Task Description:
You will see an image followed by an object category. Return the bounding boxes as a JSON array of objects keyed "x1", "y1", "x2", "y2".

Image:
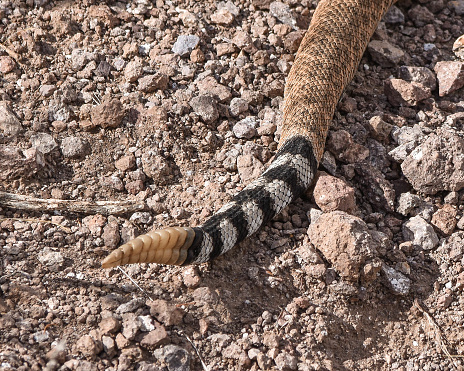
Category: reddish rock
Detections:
[
  {"x1": 368, "y1": 116, "x2": 393, "y2": 143},
  {"x1": 384, "y1": 79, "x2": 431, "y2": 106},
  {"x1": 326, "y1": 129, "x2": 369, "y2": 163},
  {"x1": 115, "y1": 155, "x2": 136, "y2": 172},
  {"x1": 313, "y1": 172, "x2": 356, "y2": 214},
  {"x1": 434, "y1": 61, "x2": 464, "y2": 96},
  {"x1": 99, "y1": 317, "x2": 121, "y2": 335},
  {"x1": 140, "y1": 325, "x2": 170, "y2": 349},
  {"x1": 431, "y1": 204, "x2": 458, "y2": 235},
  {"x1": 0, "y1": 56, "x2": 16, "y2": 73},
  {"x1": 138, "y1": 73, "x2": 169, "y2": 92},
  {"x1": 197, "y1": 76, "x2": 232, "y2": 102},
  {"x1": 90, "y1": 99, "x2": 126, "y2": 128},
  {"x1": 307, "y1": 211, "x2": 379, "y2": 282},
  {"x1": 148, "y1": 299, "x2": 184, "y2": 326}
]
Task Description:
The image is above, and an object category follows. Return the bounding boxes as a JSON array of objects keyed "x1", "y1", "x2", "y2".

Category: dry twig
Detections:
[
  {"x1": 413, "y1": 299, "x2": 463, "y2": 367},
  {"x1": 0, "y1": 191, "x2": 145, "y2": 215}
]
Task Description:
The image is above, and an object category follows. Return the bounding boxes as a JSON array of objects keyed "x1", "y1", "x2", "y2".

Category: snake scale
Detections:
[{"x1": 102, "y1": 0, "x2": 397, "y2": 269}]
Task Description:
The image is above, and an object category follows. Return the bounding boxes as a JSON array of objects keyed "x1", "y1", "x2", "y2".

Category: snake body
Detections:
[{"x1": 102, "y1": 0, "x2": 396, "y2": 269}]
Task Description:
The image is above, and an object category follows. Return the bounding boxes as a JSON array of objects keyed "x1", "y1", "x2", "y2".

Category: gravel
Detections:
[{"x1": 1, "y1": 0, "x2": 464, "y2": 370}]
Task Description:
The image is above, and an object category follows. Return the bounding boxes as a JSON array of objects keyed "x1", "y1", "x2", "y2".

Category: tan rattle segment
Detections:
[{"x1": 101, "y1": 226, "x2": 195, "y2": 268}]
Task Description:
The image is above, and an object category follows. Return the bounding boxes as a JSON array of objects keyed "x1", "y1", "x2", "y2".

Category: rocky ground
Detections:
[{"x1": 1, "y1": 0, "x2": 464, "y2": 370}]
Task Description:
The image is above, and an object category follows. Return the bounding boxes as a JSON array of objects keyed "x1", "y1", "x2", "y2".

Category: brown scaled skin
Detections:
[{"x1": 101, "y1": 227, "x2": 195, "y2": 268}]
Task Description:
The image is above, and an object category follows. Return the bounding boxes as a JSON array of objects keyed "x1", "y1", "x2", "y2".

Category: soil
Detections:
[{"x1": 1, "y1": 0, "x2": 464, "y2": 370}]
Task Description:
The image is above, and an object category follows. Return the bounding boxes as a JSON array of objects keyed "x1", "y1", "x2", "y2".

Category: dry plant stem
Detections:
[
  {"x1": 0, "y1": 191, "x2": 145, "y2": 215},
  {"x1": 413, "y1": 299, "x2": 462, "y2": 366}
]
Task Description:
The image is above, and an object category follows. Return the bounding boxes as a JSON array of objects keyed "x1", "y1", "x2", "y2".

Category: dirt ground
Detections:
[{"x1": 1, "y1": 0, "x2": 464, "y2": 370}]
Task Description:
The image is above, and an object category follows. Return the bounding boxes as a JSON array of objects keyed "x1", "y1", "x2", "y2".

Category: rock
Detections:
[
  {"x1": 384, "y1": 79, "x2": 431, "y2": 106},
  {"x1": 116, "y1": 297, "x2": 145, "y2": 314},
  {"x1": 229, "y1": 98, "x2": 248, "y2": 116},
  {"x1": 0, "y1": 146, "x2": 45, "y2": 180},
  {"x1": 99, "y1": 317, "x2": 121, "y2": 335},
  {"x1": 60, "y1": 136, "x2": 89, "y2": 159},
  {"x1": 210, "y1": 8, "x2": 234, "y2": 25},
  {"x1": 368, "y1": 116, "x2": 393, "y2": 143},
  {"x1": 307, "y1": 211, "x2": 379, "y2": 282},
  {"x1": 148, "y1": 299, "x2": 184, "y2": 326},
  {"x1": 392, "y1": 124, "x2": 425, "y2": 145},
  {"x1": 313, "y1": 172, "x2": 356, "y2": 213},
  {"x1": 90, "y1": 98, "x2": 126, "y2": 128},
  {"x1": 197, "y1": 76, "x2": 232, "y2": 102},
  {"x1": 138, "y1": 73, "x2": 169, "y2": 92},
  {"x1": 270, "y1": 1, "x2": 297, "y2": 28},
  {"x1": 140, "y1": 325, "x2": 170, "y2": 349},
  {"x1": 233, "y1": 116, "x2": 258, "y2": 139},
  {"x1": 434, "y1": 61, "x2": 464, "y2": 96},
  {"x1": 237, "y1": 154, "x2": 264, "y2": 182},
  {"x1": 402, "y1": 215, "x2": 439, "y2": 250},
  {"x1": 39, "y1": 84, "x2": 56, "y2": 97},
  {"x1": 381, "y1": 263, "x2": 410, "y2": 295},
  {"x1": 367, "y1": 40, "x2": 405, "y2": 67},
  {"x1": 181, "y1": 266, "x2": 201, "y2": 288},
  {"x1": 0, "y1": 101, "x2": 22, "y2": 136},
  {"x1": 121, "y1": 313, "x2": 141, "y2": 340},
  {"x1": 101, "y1": 336, "x2": 117, "y2": 357},
  {"x1": 401, "y1": 128, "x2": 464, "y2": 194},
  {"x1": 115, "y1": 155, "x2": 136, "y2": 172},
  {"x1": 172, "y1": 35, "x2": 200, "y2": 57},
  {"x1": 383, "y1": 5, "x2": 405, "y2": 23},
  {"x1": 154, "y1": 345, "x2": 191, "y2": 371},
  {"x1": 75, "y1": 335, "x2": 101, "y2": 359},
  {"x1": 453, "y1": 34, "x2": 464, "y2": 59},
  {"x1": 124, "y1": 58, "x2": 144, "y2": 82},
  {"x1": 449, "y1": 1, "x2": 464, "y2": 15},
  {"x1": 141, "y1": 152, "x2": 172, "y2": 185},
  {"x1": 431, "y1": 204, "x2": 458, "y2": 235},
  {"x1": 407, "y1": 5, "x2": 434, "y2": 27},
  {"x1": 37, "y1": 249, "x2": 64, "y2": 272},
  {"x1": 326, "y1": 129, "x2": 369, "y2": 163},
  {"x1": 398, "y1": 66, "x2": 437, "y2": 91},
  {"x1": 30, "y1": 133, "x2": 58, "y2": 154},
  {"x1": 189, "y1": 95, "x2": 219, "y2": 124},
  {"x1": 0, "y1": 56, "x2": 16, "y2": 73},
  {"x1": 354, "y1": 162, "x2": 395, "y2": 212},
  {"x1": 283, "y1": 30, "x2": 305, "y2": 53},
  {"x1": 397, "y1": 192, "x2": 422, "y2": 216}
]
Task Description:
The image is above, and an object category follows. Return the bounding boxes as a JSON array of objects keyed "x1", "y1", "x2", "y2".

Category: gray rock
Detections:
[
  {"x1": 274, "y1": 352, "x2": 298, "y2": 370},
  {"x1": 388, "y1": 142, "x2": 415, "y2": 163},
  {"x1": 172, "y1": 35, "x2": 200, "y2": 57},
  {"x1": 383, "y1": 5, "x2": 405, "y2": 24},
  {"x1": 154, "y1": 345, "x2": 191, "y2": 371},
  {"x1": 393, "y1": 124, "x2": 425, "y2": 145},
  {"x1": 449, "y1": 0, "x2": 464, "y2": 15},
  {"x1": 401, "y1": 128, "x2": 464, "y2": 194},
  {"x1": 381, "y1": 263, "x2": 410, "y2": 295},
  {"x1": 453, "y1": 34, "x2": 464, "y2": 59},
  {"x1": 408, "y1": 5, "x2": 434, "y2": 27},
  {"x1": 37, "y1": 249, "x2": 64, "y2": 272},
  {"x1": 434, "y1": 61, "x2": 464, "y2": 97},
  {"x1": 367, "y1": 40, "x2": 405, "y2": 67},
  {"x1": 0, "y1": 101, "x2": 22, "y2": 136},
  {"x1": 116, "y1": 297, "x2": 145, "y2": 314},
  {"x1": 189, "y1": 95, "x2": 219, "y2": 124},
  {"x1": 121, "y1": 313, "x2": 141, "y2": 340},
  {"x1": 233, "y1": 116, "x2": 258, "y2": 139},
  {"x1": 402, "y1": 215, "x2": 439, "y2": 250},
  {"x1": 30, "y1": 133, "x2": 58, "y2": 154},
  {"x1": 229, "y1": 97, "x2": 248, "y2": 116},
  {"x1": 60, "y1": 136, "x2": 89, "y2": 158},
  {"x1": 397, "y1": 192, "x2": 422, "y2": 216},
  {"x1": 48, "y1": 102, "x2": 72, "y2": 122},
  {"x1": 270, "y1": 1, "x2": 297, "y2": 28}
]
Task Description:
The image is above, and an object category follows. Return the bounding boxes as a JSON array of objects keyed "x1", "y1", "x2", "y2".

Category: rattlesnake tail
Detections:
[
  {"x1": 102, "y1": 0, "x2": 395, "y2": 269},
  {"x1": 102, "y1": 137, "x2": 316, "y2": 268}
]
